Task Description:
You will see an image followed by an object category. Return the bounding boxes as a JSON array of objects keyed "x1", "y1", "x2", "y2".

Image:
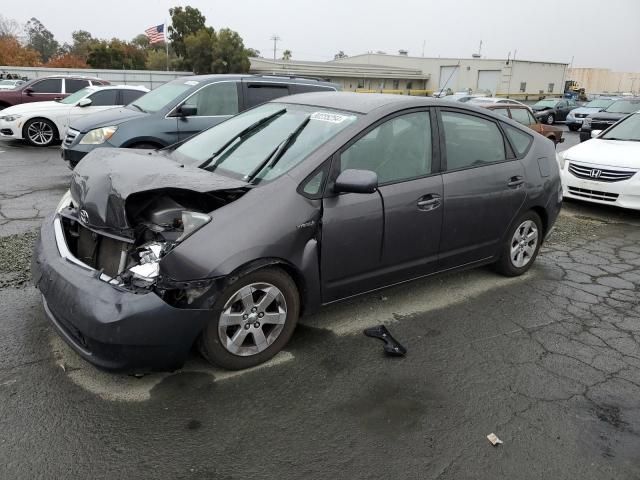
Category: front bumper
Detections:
[
  {"x1": 0, "y1": 119, "x2": 22, "y2": 140},
  {"x1": 60, "y1": 142, "x2": 97, "y2": 169},
  {"x1": 560, "y1": 163, "x2": 640, "y2": 210},
  {"x1": 32, "y1": 213, "x2": 212, "y2": 372}
]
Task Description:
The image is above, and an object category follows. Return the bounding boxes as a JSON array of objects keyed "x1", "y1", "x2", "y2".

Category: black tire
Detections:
[
  {"x1": 23, "y1": 118, "x2": 57, "y2": 147},
  {"x1": 129, "y1": 142, "x2": 160, "y2": 150},
  {"x1": 494, "y1": 211, "x2": 543, "y2": 277},
  {"x1": 568, "y1": 124, "x2": 580, "y2": 132},
  {"x1": 546, "y1": 114, "x2": 555, "y2": 125},
  {"x1": 199, "y1": 267, "x2": 300, "y2": 370}
]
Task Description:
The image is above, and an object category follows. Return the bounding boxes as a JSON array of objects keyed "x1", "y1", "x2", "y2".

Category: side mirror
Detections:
[
  {"x1": 77, "y1": 98, "x2": 92, "y2": 107},
  {"x1": 334, "y1": 169, "x2": 378, "y2": 194},
  {"x1": 591, "y1": 130, "x2": 603, "y2": 138},
  {"x1": 178, "y1": 104, "x2": 197, "y2": 117},
  {"x1": 24, "y1": 88, "x2": 33, "y2": 95}
]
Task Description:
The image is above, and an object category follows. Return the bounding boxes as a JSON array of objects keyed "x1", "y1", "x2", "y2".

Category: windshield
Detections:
[
  {"x1": 606, "y1": 100, "x2": 640, "y2": 114},
  {"x1": 128, "y1": 80, "x2": 194, "y2": 113},
  {"x1": 585, "y1": 99, "x2": 614, "y2": 109},
  {"x1": 173, "y1": 103, "x2": 358, "y2": 183},
  {"x1": 533, "y1": 100, "x2": 558, "y2": 108},
  {"x1": 601, "y1": 113, "x2": 640, "y2": 142},
  {"x1": 58, "y1": 88, "x2": 92, "y2": 105}
]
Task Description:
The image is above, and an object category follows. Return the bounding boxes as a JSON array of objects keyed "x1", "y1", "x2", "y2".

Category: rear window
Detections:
[
  {"x1": 66, "y1": 79, "x2": 91, "y2": 93},
  {"x1": 503, "y1": 124, "x2": 533, "y2": 156}
]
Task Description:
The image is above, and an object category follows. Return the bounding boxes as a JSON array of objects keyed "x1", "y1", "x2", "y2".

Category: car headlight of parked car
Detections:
[
  {"x1": 177, "y1": 211, "x2": 211, "y2": 242},
  {"x1": 0, "y1": 114, "x2": 22, "y2": 122},
  {"x1": 56, "y1": 189, "x2": 73, "y2": 212},
  {"x1": 79, "y1": 126, "x2": 118, "y2": 145}
]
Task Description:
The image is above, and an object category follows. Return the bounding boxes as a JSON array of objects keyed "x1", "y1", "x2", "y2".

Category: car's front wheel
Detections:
[
  {"x1": 546, "y1": 114, "x2": 555, "y2": 125},
  {"x1": 568, "y1": 124, "x2": 580, "y2": 131},
  {"x1": 24, "y1": 118, "x2": 57, "y2": 147},
  {"x1": 199, "y1": 267, "x2": 300, "y2": 370},
  {"x1": 494, "y1": 211, "x2": 543, "y2": 277}
]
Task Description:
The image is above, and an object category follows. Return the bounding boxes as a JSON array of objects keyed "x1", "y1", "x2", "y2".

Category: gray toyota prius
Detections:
[{"x1": 32, "y1": 92, "x2": 562, "y2": 372}]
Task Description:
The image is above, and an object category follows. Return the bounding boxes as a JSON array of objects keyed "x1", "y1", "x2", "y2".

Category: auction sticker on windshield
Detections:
[
  {"x1": 184, "y1": 80, "x2": 200, "y2": 86},
  {"x1": 310, "y1": 112, "x2": 352, "y2": 123}
]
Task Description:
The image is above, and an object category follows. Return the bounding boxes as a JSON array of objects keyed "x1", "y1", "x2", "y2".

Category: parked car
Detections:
[
  {"x1": 565, "y1": 98, "x2": 617, "y2": 131},
  {"x1": 480, "y1": 103, "x2": 564, "y2": 145},
  {"x1": 579, "y1": 98, "x2": 640, "y2": 142},
  {"x1": 559, "y1": 111, "x2": 640, "y2": 210},
  {"x1": 33, "y1": 92, "x2": 561, "y2": 372},
  {"x1": 0, "y1": 79, "x2": 25, "y2": 90},
  {"x1": 0, "y1": 75, "x2": 109, "y2": 110},
  {"x1": 443, "y1": 93, "x2": 487, "y2": 103},
  {"x1": 531, "y1": 98, "x2": 579, "y2": 124},
  {"x1": 61, "y1": 74, "x2": 338, "y2": 168},
  {"x1": 0, "y1": 85, "x2": 148, "y2": 147},
  {"x1": 469, "y1": 97, "x2": 532, "y2": 111}
]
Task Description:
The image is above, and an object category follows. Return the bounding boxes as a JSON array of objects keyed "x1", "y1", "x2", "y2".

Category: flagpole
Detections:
[{"x1": 165, "y1": 19, "x2": 169, "y2": 71}]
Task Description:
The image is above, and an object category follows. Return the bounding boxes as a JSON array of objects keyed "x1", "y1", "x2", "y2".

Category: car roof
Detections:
[
  {"x1": 271, "y1": 92, "x2": 438, "y2": 114},
  {"x1": 481, "y1": 103, "x2": 528, "y2": 109},
  {"x1": 172, "y1": 73, "x2": 335, "y2": 86},
  {"x1": 84, "y1": 84, "x2": 148, "y2": 91}
]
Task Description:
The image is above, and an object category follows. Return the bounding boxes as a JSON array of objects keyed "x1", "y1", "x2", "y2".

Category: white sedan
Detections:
[
  {"x1": 0, "y1": 85, "x2": 148, "y2": 147},
  {"x1": 558, "y1": 111, "x2": 640, "y2": 210}
]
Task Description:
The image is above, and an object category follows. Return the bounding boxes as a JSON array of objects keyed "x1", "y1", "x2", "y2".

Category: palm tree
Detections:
[{"x1": 282, "y1": 49, "x2": 292, "y2": 61}]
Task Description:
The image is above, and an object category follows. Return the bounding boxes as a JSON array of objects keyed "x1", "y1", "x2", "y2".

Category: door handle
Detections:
[
  {"x1": 417, "y1": 194, "x2": 441, "y2": 211},
  {"x1": 507, "y1": 176, "x2": 524, "y2": 188},
  {"x1": 53, "y1": 97, "x2": 63, "y2": 100}
]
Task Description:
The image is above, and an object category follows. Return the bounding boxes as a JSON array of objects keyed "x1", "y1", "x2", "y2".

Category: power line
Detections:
[{"x1": 270, "y1": 35, "x2": 281, "y2": 61}]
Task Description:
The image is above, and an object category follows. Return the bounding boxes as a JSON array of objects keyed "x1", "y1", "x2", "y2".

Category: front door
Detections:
[
  {"x1": 321, "y1": 110, "x2": 443, "y2": 302},
  {"x1": 177, "y1": 81, "x2": 240, "y2": 141},
  {"x1": 22, "y1": 78, "x2": 62, "y2": 104},
  {"x1": 437, "y1": 109, "x2": 526, "y2": 269}
]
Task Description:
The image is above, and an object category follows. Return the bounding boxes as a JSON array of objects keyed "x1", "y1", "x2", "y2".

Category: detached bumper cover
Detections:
[{"x1": 32, "y1": 214, "x2": 212, "y2": 371}]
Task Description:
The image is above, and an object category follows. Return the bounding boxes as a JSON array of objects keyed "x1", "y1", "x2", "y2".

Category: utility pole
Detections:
[
  {"x1": 270, "y1": 35, "x2": 281, "y2": 61},
  {"x1": 422, "y1": 40, "x2": 426, "y2": 57}
]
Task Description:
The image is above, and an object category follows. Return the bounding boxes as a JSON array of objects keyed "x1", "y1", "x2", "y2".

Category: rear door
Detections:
[
  {"x1": 176, "y1": 81, "x2": 240, "y2": 141},
  {"x1": 22, "y1": 78, "x2": 62, "y2": 103},
  {"x1": 437, "y1": 108, "x2": 526, "y2": 269},
  {"x1": 321, "y1": 109, "x2": 443, "y2": 302}
]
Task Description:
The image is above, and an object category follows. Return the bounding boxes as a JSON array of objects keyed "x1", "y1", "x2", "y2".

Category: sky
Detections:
[{"x1": 5, "y1": 0, "x2": 640, "y2": 71}]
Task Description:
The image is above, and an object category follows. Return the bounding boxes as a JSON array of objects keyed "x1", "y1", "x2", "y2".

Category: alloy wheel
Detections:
[
  {"x1": 510, "y1": 220, "x2": 539, "y2": 268},
  {"x1": 27, "y1": 121, "x2": 54, "y2": 146},
  {"x1": 546, "y1": 114, "x2": 554, "y2": 125},
  {"x1": 218, "y1": 282, "x2": 287, "y2": 357}
]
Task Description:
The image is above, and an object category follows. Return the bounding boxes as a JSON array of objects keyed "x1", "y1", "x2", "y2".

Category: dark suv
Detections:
[
  {"x1": 579, "y1": 98, "x2": 640, "y2": 142},
  {"x1": 61, "y1": 74, "x2": 338, "y2": 168},
  {"x1": 0, "y1": 75, "x2": 108, "y2": 110}
]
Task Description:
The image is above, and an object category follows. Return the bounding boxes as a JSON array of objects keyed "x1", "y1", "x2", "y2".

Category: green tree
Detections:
[
  {"x1": 282, "y1": 49, "x2": 292, "y2": 61},
  {"x1": 87, "y1": 39, "x2": 147, "y2": 69},
  {"x1": 67, "y1": 30, "x2": 95, "y2": 60},
  {"x1": 131, "y1": 33, "x2": 150, "y2": 49},
  {"x1": 25, "y1": 17, "x2": 59, "y2": 62},
  {"x1": 211, "y1": 28, "x2": 250, "y2": 74},
  {"x1": 183, "y1": 28, "x2": 215, "y2": 74},
  {"x1": 246, "y1": 48, "x2": 260, "y2": 58},
  {"x1": 168, "y1": 6, "x2": 206, "y2": 58}
]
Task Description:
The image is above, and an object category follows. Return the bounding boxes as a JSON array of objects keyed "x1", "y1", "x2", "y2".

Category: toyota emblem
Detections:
[
  {"x1": 589, "y1": 169, "x2": 602, "y2": 179},
  {"x1": 79, "y1": 209, "x2": 89, "y2": 224}
]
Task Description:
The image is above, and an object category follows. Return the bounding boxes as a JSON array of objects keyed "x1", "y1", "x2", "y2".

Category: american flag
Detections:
[{"x1": 145, "y1": 24, "x2": 165, "y2": 44}]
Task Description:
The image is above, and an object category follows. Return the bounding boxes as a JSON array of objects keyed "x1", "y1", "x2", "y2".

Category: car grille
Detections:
[
  {"x1": 591, "y1": 119, "x2": 618, "y2": 129},
  {"x1": 568, "y1": 162, "x2": 635, "y2": 182},
  {"x1": 568, "y1": 187, "x2": 618, "y2": 202},
  {"x1": 64, "y1": 128, "x2": 80, "y2": 146},
  {"x1": 575, "y1": 113, "x2": 588, "y2": 118}
]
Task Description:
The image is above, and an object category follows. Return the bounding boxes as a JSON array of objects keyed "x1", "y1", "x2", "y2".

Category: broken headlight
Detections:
[
  {"x1": 80, "y1": 126, "x2": 118, "y2": 145},
  {"x1": 128, "y1": 242, "x2": 163, "y2": 286},
  {"x1": 177, "y1": 211, "x2": 211, "y2": 242},
  {"x1": 56, "y1": 189, "x2": 73, "y2": 212}
]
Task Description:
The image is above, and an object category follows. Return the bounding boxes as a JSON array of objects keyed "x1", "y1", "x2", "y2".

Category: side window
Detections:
[
  {"x1": 503, "y1": 124, "x2": 533, "y2": 157},
  {"x1": 290, "y1": 84, "x2": 334, "y2": 95},
  {"x1": 340, "y1": 111, "x2": 432, "y2": 185},
  {"x1": 493, "y1": 108, "x2": 510, "y2": 117},
  {"x1": 245, "y1": 84, "x2": 289, "y2": 107},
  {"x1": 441, "y1": 111, "x2": 506, "y2": 170},
  {"x1": 29, "y1": 78, "x2": 62, "y2": 93},
  {"x1": 120, "y1": 89, "x2": 145, "y2": 105},
  {"x1": 66, "y1": 79, "x2": 90, "y2": 93},
  {"x1": 527, "y1": 111, "x2": 538, "y2": 125},
  {"x1": 87, "y1": 89, "x2": 118, "y2": 106},
  {"x1": 183, "y1": 82, "x2": 239, "y2": 116},
  {"x1": 510, "y1": 108, "x2": 532, "y2": 125}
]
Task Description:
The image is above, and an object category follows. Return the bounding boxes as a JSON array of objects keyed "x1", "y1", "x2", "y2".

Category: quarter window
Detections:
[
  {"x1": 441, "y1": 111, "x2": 506, "y2": 170},
  {"x1": 29, "y1": 79, "x2": 62, "y2": 93},
  {"x1": 340, "y1": 111, "x2": 432, "y2": 184},
  {"x1": 183, "y1": 82, "x2": 239, "y2": 116},
  {"x1": 503, "y1": 124, "x2": 533, "y2": 157}
]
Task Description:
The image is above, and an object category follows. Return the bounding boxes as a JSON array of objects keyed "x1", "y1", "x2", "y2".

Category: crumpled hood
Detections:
[
  {"x1": 70, "y1": 107, "x2": 146, "y2": 133},
  {"x1": 532, "y1": 105, "x2": 552, "y2": 112},
  {"x1": 70, "y1": 148, "x2": 247, "y2": 237}
]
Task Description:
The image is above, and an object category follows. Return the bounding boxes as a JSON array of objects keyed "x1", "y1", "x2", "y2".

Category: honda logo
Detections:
[{"x1": 589, "y1": 169, "x2": 602, "y2": 179}]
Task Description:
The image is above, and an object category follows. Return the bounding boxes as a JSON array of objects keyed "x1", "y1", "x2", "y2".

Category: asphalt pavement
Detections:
[{"x1": 1, "y1": 128, "x2": 640, "y2": 479}]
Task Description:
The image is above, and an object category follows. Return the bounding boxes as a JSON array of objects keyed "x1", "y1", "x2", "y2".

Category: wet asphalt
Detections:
[{"x1": 1, "y1": 129, "x2": 640, "y2": 479}]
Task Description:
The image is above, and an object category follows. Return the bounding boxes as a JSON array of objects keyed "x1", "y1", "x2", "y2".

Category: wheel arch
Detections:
[
  {"x1": 22, "y1": 116, "x2": 60, "y2": 140},
  {"x1": 120, "y1": 137, "x2": 166, "y2": 149}
]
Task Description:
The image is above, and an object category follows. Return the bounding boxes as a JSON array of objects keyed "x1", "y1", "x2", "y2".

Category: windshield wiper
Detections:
[
  {"x1": 200, "y1": 108, "x2": 287, "y2": 171},
  {"x1": 244, "y1": 114, "x2": 312, "y2": 183},
  {"x1": 130, "y1": 103, "x2": 146, "y2": 113}
]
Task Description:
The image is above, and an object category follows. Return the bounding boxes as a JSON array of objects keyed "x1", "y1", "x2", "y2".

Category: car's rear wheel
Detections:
[
  {"x1": 494, "y1": 211, "x2": 543, "y2": 277},
  {"x1": 24, "y1": 118, "x2": 57, "y2": 147},
  {"x1": 199, "y1": 267, "x2": 300, "y2": 370},
  {"x1": 546, "y1": 114, "x2": 555, "y2": 125}
]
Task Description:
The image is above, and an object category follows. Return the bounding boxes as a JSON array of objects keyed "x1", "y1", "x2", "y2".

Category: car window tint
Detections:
[
  {"x1": 245, "y1": 84, "x2": 290, "y2": 107},
  {"x1": 510, "y1": 108, "x2": 532, "y2": 125},
  {"x1": 340, "y1": 111, "x2": 431, "y2": 184},
  {"x1": 120, "y1": 89, "x2": 145, "y2": 105},
  {"x1": 66, "y1": 79, "x2": 90, "y2": 93},
  {"x1": 493, "y1": 108, "x2": 510, "y2": 117},
  {"x1": 183, "y1": 82, "x2": 239, "y2": 116},
  {"x1": 87, "y1": 89, "x2": 118, "y2": 106},
  {"x1": 441, "y1": 111, "x2": 506, "y2": 170},
  {"x1": 29, "y1": 78, "x2": 62, "y2": 93},
  {"x1": 503, "y1": 124, "x2": 533, "y2": 157}
]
